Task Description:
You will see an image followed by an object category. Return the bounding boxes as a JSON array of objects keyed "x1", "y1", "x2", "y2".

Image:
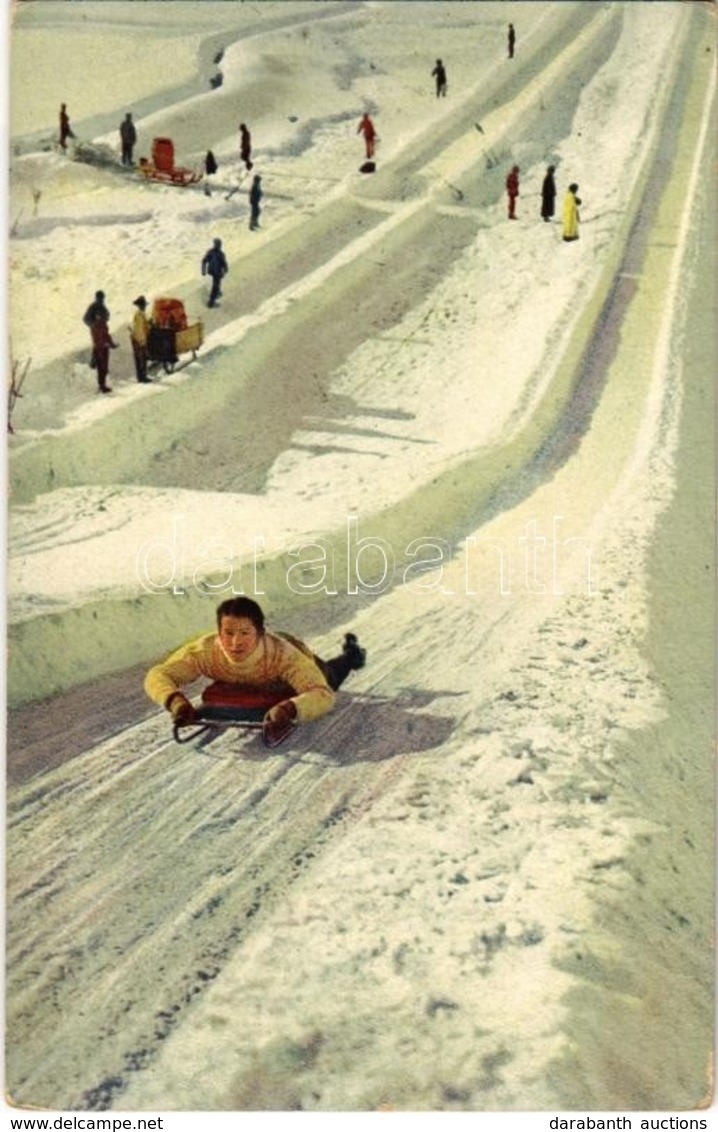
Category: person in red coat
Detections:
[
  {"x1": 357, "y1": 113, "x2": 376, "y2": 160},
  {"x1": 239, "y1": 123, "x2": 253, "y2": 171},
  {"x1": 506, "y1": 164, "x2": 520, "y2": 219},
  {"x1": 59, "y1": 103, "x2": 75, "y2": 150},
  {"x1": 83, "y1": 291, "x2": 118, "y2": 393}
]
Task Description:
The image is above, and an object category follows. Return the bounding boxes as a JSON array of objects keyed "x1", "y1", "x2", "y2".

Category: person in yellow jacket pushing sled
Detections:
[{"x1": 144, "y1": 597, "x2": 367, "y2": 748}]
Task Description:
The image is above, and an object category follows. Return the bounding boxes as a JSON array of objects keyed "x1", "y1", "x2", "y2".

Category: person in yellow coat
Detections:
[
  {"x1": 562, "y1": 182, "x2": 582, "y2": 242},
  {"x1": 145, "y1": 596, "x2": 366, "y2": 745},
  {"x1": 130, "y1": 295, "x2": 151, "y2": 383}
]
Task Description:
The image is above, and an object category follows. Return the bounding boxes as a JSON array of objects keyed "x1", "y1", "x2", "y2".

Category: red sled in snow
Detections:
[
  {"x1": 172, "y1": 684, "x2": 296, "y2": 749},
  {"x1": 138, "y1": 137, "x2": 203, "y2": 187}
]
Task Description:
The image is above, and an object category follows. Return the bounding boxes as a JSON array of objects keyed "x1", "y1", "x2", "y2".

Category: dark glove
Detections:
[
  {"x1": 263, "y1": 699, "x2": 297, "y2": 746},
  {"x1": 167, "y1": 691, "x2": 197, "y2": 726}
]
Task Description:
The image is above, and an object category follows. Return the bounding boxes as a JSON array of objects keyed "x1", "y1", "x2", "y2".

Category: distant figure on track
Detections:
[
  {"x1": 508, "y1": 23, "x2": 516, "y2": 59},
  {"x1": 562, "y1": 183, "x2": 582, "y2": 241},
  {"x1": 201, "y1": 237, "x2": 229, "y2": 308},
  {"x1": 249, "y1": 174, "x2": 263, "y2": 230},
  {"x1": 144, "y1": 596, "x2": 367, "y2": 746},
  {"x1": 432, "y1": 58, "x2": 447, "y2": 97},
  {"x1": 83, "y1": 290, "x2": 118, "y2": 394},
  {"x1": 59, "y1": 103, "x2": 75, "y2": 150},
  {"x1": 357, "y1": 112, "x2": 377, "y2": 160},
  {"x1": 130, "y1": 295, "x2": 151, "y2": 384},
  {"x1": 541, "y1": 165, "x2": 557, "y2": 222},
  {"x1": 120, "y1": 112, "x2": 137, "y2": 166},
  {"x1": 239, "y1": 123, "x2": 253, "y2": 171},
  {"x1": 506, "y1": 164, "x2": 520, "y2": 219}
]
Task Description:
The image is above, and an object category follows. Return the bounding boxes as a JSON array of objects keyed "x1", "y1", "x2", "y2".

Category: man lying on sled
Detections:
[{"x1": 144, "y1": 596, "x2": 367, "y2": 746}]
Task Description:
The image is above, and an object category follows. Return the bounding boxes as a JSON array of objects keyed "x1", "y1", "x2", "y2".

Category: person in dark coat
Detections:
[
  {"x1": 205, "y1": 150, "x2": 218, "y2": 176},
  {"x1": 83, "y1": 291, "x2": 117, "y2": 393},
  {"x1": 541, "y1": 165, "x2": 557, "y2": 222},
  {"x1": 59, "y1": 103, "x2": 75, "y2": 150},
  {"x1": 119, "y1": 113, "x2": 137, "y2": 165},
  {"x1": 432, "y1": 59, "x2": 447, "y2": 97},
  {"x1": 249, "y1": 174, "x2": 263, "y2": 230},
  {"x1": 508, "y1": 24, "x2": 516, "y2": 58},
  {"x1": 239, "y1": 123, "x2": 253, "y2": 171},
  {"x1": 506, "y1": 164, "x2": 520, "y2": 219},
  {"x1": 83, "y1": 290, "x2": 110, "y2": 330},
  {"x1": 201, "y1": 238, "x2": 229, "y2": 308}
]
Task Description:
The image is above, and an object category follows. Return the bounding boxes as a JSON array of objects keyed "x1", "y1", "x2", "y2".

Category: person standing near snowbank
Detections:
[
  {"x1": 201, "y1": 238, "x2": 228, "y2": 308},
  {"x1": 249, "y1": 174, "x2": 263, "y2": 230},
  {"x1": 239, "y1": 123, "x2": 253, "y2": 171},
  {"x1": 130, "y1": 295, "x2": 151, "y2": 384},
  {"x1": 432, "y1": 59, "x2": 447, "y2": 97},
  {"x1": 59, "y1": 103, "x2": 75, "y2": 150},
  {"x1": 144, "y1": 596, "x2": 367, "y2": 746},
  {"x1": 119, "y1": 113, "x2": 137, "y2": 166},
  {"x1": 562, "y1": 183, "x2": 582, "y2": 241},
  {"x1": 506, "y1": 164, "x2": 520, "y2": 219},
  {"x1": 541, "y1": 165, "x2": 557, "y2": 222},
  {"x1": 83, "y1": 290, "x2": 118, "y2": 393},
  {"x1": 357, "y1": 112, "x2": 377, "y2": 160}
]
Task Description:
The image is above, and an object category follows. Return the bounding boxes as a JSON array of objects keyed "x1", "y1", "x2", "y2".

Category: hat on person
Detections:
[{"x1": 133, "y1": 295, "x2": 147, "y2": 308}]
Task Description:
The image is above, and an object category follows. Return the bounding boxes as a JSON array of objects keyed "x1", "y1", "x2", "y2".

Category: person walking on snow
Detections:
[
  {"x1": 541, "y1": 165, "x2": 557, "y2": 222},
  {"x1": 249, "y1": 174, "x2": 263, "y2": 230},
  {"x1": 357, "y1": 112, "x2": 376, "y2": 160},
  {"x1": 562, "y1": 183, "x2": 582, "y2": 241},
  {"x1": 59, "y1": 103, "x2": 75, "y2": 150},
  {"x1": 144, "y1": 596, "x2": 367, "y2": 746},
  {"x1": 120, "y1": 112, "x2": 137, "y2": 165},
  {"x1": 239, "y1": 123, "x2": 253, "y2": 171},
  {"x1": 130, "y1": 295, "x2": 151, "y2": 383},
  {"x1": 508, "y1": 23, "x2": 516, "y2": 59},
  {"x1": 506, "y1": 164, "x2": 520, "y2": 219},
  {"x1": 201, "y1": 237, "x2": 228, "y2": 308},
  {"x1": 83, "y1": 291, "x2": 118, "y2": 393},
  {"x1": 432, "y1": 59, "x2": 447, "y2": 97}
]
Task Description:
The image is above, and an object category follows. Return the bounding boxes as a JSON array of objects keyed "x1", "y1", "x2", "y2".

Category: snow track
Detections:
[{"x1": 7, "y1": 0, "x2": 715, "y2": 1114}]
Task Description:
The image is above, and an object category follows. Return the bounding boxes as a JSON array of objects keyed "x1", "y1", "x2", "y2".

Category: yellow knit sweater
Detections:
[{"x1": 144, "y1": 630, "x2": 334, "y2": 722}]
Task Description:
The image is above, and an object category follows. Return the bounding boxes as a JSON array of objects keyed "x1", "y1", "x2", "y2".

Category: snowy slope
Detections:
[{"x1": 6, "y1": 0, "x2": 716, "y2": 1117}]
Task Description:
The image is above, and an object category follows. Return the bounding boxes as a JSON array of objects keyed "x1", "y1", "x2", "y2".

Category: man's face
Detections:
[{"x1": 219, "y1": 615, "x2": 261, "y2": 662}]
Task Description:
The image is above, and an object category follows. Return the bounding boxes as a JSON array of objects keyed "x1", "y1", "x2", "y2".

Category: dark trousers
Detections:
[
  {"x1": 208, "y1": 273, "x2": 223, "y2": 306},
  {"x1": 121, "y1": 142, "x2": 134, "y2": 166},
  {"x1": 132, "y1": 342, "x2": 148, "y2": 382},
  {"x1": 95, "y1": 348, "x2": 110, "y2": 389},
  {"x1": 317, "y1": 652, "x2": 355, "y2": 691}
]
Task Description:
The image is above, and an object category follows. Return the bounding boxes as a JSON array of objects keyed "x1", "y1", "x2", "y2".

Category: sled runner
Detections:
[
  {"x1": 172, "y1": 685, "x2": 296, "y2": 749},
  {"x1": 147, "y1": 297, "x2": 203, "y2": 372}
]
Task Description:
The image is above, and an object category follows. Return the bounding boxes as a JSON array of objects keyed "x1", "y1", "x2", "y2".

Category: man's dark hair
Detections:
[{"x1": 216, "y1": 596, "x2": 265, "y2": 632}]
